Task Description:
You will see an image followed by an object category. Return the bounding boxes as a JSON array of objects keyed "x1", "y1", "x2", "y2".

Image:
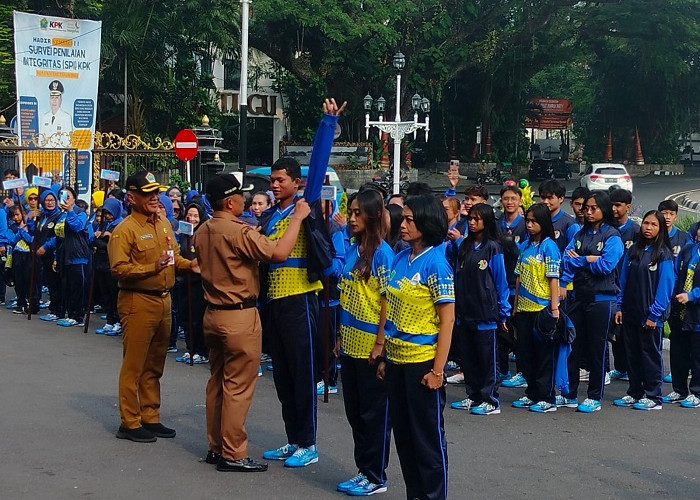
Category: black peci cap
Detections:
[
  {"x1": 125, "y1": 170, "x2": 161, "y2": 193},
  {"x1": 205, "y1": 172, "x2": 254, "y2": 203}
]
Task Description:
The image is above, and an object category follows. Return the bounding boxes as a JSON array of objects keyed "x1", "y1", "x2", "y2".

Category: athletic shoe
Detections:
[
  {"x1": 529, "y1": 401, "x2": 557, "y2": 413},
  {"x1": 262, "y1": 444, "x2": 297, "y2": 461},
  {"x1": 96, "y1": 323, "x2": 116, "y2": 335},
  {"x1": 509, "y1": 353, "x2": 517, "y2": 362},
  {"x1": 501, "y1": 372, "x2": 527, "y2": 388},
  {"x1": 103, "y1": 323, "x2": 121, "y2": 336},
  {"x1": 258, "y1": 365, "x2": 263, "y2": 377},
  {"x1": 39, "y1": 300, "x2": 50, "y2": 309},
  {"x1": 450, "y1": 398, "x2": 476, "y2": 411},
  {"x1": 167, "y1": 345, "x2": 178, "y2": 353},
  {"x1": 555, "y1": 395, "x2": 579, "y2": 408},
  {"x1": 5, "y1": 299, "x2": 17, "y2": 309},
  {"x1": 39, "y1": 313, "x2": 58, "y2": 322},
  {"x1": 604, "y1": 372, "x2": 611, "y2": 385},
  {"x1": 579, "y1": 369, "x2": 590, "y2": 382},
  {"x1": 662, "y1": 391, "x2": 684, "y2": 404},
  {"x1": 679, "y1": 394, "x2": 700, "y2": 408},
  {"x1": 12, "y1": 307, "x2": 26, "y2": 314},
  {"x1": 663, "y1": 372, "x2": 672, "y2": 383},
  {"x1": 346, "y1": 478, "x2": 387, "y2": 496},
  {"x1": 284, "y1": 447, "x2": 318, "y2": 468},
  {"x1": 497, "y1": 371, "x2": 512, "y2": 383},
  {"x1": 57, "y1": 318, "x2": 79, "y2": 327},
  {"x1": 176, "y1": 352, "x2": 191, "y2": 363},
  {"x1": 100, "y1": 314, "x2": 108, "y2": 320},
  {"x1": 633, "y1": 398, "x2": 662, "y2": 411},
  {"x1": 192, "y1": 354, "x2": 208, "y2": 364},
  {"x1": 608, "y1": 369, "x2": 627, "y2": 381},
  {"x1": 446, "y1": 361, "x2": 460, "y2": 371},
  {"x1": 266, "y1": 364, "x2": 273, "y2": 371},
  {"x1": 613, "y1": 395, "x2": 637, "y2": 407},
  {"x1": 41, "y1": 286, "x2": 48, "y2": 293},
  {"x1": 316, "y1": 381, "x2": 338, "y2": 395},
  {"x1": 576, "y1": 398, "x2": 601, "y2": 413},
  {"x1": 446, "y1": 372, "x2": 464, "y2": 384},
  {"x1": 470, "y1": 402, "x2": 501, "y2": 415},
  {"x1": 260, "y1": 353, "x2": 272, "y2": 363},
  {"x1": 512, "y1": 396, "x2": 534, "y2": 409},
  {"x1": 337, "y1": 473, "x2": 367, "y2": 493}
]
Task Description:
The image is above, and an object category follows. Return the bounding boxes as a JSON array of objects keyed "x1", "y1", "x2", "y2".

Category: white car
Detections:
[{"x1": 580, "y1": 163, "x2": 633, "y2": 192}]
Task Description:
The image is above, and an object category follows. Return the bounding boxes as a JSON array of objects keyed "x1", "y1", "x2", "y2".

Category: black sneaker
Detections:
[
  {"x1": 116, "y1": 426, "x2": 157, "y2": 443},
  {"x1": 205, "y1": 451, "x2": 221, "y2": 464},
  {"x1": 216, "y1": 457, "x2": 268, "y2": 472},
  {"x1": 141, "y1": 422, "x2": 176, "y2": 438}
]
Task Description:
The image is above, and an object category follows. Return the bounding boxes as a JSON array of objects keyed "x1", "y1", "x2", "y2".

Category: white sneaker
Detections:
[
  {"x1": 604, "y1": 372, "x2": 611, "y2": 385},
  {"x1": 446, "y1": 372, "x2": 465, "y2": 384},
  {"x1": 579, "y1": 369, "x2": 590, "y2": 382}
]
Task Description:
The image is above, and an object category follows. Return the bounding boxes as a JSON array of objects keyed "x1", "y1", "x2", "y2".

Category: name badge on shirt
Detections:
[{"x1": 140, "y1": 233, "x2": 154, "y2": 240}]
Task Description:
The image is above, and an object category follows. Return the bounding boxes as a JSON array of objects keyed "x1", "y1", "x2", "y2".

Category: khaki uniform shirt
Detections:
[
  {"x1": 194, "y1": 211, "x2": 276, "y2": 305},
  {"x1": 108, "y1": 210, "x2": 190, "y2": 291}
]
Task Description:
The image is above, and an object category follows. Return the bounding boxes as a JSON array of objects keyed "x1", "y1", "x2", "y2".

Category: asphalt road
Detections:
[
  {"x1": 1, "y1": 296, "x2": 699, "y2": 500},
  {"x1": 2, "y1": 174, "x2": 700, "y2": 500}
]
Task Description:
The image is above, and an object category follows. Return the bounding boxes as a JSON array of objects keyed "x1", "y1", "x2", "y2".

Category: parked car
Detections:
[
  {"x1": 528, "y1": 158, "x2": 571, "y2": 180},
  {"x1": 580, "y1": 163, "x2": 633, "y2": 192},
  {"x1": 246, "y1": 166, "x2": 345, "y2": 207}
]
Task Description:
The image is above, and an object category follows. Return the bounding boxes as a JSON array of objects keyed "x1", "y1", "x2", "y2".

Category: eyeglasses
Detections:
[
  {"x1": 28, "y1": 197, "x2": 38, "y2": 201},
  {"x1": 466, "y1": 216, "x2": 482, "y2": 222},
  {"x1": 584, "y1": 205, "x2": 599, "y2": 212}
]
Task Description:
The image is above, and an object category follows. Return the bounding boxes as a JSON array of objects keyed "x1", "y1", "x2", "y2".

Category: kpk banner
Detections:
[{"x1": 13, "y1": 11, "x2": 102, "y2": 198}]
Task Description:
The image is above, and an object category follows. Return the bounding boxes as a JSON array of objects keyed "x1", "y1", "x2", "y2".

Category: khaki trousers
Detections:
[
  {"x1": 203, "y1": 307, "x2": 262, "y2": 460},
  {"x1": 118, "y1": 291, "x2": 171, "y2": 429}
]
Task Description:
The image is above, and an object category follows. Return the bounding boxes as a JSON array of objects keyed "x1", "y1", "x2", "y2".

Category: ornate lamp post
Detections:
[{"x1": 364, "y1": 51, "x2": 430, "y2": 194}]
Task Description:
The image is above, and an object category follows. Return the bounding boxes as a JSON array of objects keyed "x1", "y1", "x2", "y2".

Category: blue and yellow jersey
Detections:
[
  {"x1": 515, "y1": 237, "x2": 561, "y2": 312},
  {"x1": 338, "y1": 241, "x2": 394, "y2": 358},
  {"x1": 264, "y1": 202, "x2": 323, "y2": 300},
  {"x1": 385, "y1": 246, "x2": 455, "y2": 365}
]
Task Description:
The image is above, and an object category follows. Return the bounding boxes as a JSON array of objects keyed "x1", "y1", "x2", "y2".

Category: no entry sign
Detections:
[{"x1": 174, "y1": 129, "x2": 199, "y2": 162}]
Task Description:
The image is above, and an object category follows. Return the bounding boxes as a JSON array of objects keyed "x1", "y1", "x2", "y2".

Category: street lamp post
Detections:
[{"x1": 364, "y1": 52, "x2": 430, "y2": 194}]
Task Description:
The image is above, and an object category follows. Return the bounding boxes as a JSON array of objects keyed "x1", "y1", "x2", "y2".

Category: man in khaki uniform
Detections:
[
  {"x1": 108, "y1": 170, "x2": 197, "y2": 443},
  {"x1": 194, "y1": 173, "x2": 310, "y2": 472}
]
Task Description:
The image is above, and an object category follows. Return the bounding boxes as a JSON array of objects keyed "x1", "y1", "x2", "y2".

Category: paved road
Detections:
[{"x1": 1, "y1": 301, "x2": 698, "y2": 500}]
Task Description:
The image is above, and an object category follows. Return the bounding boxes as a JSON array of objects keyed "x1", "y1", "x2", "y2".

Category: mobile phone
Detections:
[
  {"x1": 166, "y1": 249, "x2": 175, "y2": 266},
  {"x1": 449, "y1": 159, "x2": 460, "y2": 168},
  {"x1": 60, "y1": 191, "x2": 68, "y2": 204}
]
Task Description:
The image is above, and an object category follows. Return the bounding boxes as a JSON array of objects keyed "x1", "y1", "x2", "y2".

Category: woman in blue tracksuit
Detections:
[
  {"x1": 450, "y1": 203, "x2": 510, "y2": 415},
  {"x1": 613, "y1": 210, "x2": 674, "y2": 410},
  {"x1": 561, "y1": 191, "x2": 623, "y2": 413},
  {"x1": 44, "y1": 186, "x2": 91, "y2": 327}
]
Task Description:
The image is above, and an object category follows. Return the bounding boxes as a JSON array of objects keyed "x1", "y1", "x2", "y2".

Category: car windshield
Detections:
[{"x1": 594, "y1": 168, "x2": 626, "y2": 175}]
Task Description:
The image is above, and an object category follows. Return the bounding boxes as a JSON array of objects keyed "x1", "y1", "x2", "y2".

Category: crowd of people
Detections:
[{"x1": 2, "y1": 100, "x2": 700, "y2": 499}]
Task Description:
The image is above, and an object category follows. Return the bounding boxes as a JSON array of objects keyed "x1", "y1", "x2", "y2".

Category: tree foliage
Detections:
[{"x1": 0, "y1": 0, "x2": 698, "y2": 163}]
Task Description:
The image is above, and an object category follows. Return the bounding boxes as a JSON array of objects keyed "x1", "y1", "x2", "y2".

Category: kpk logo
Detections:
[{"x1": 40, "y1": 17, "x2": 79, "y2": 32}]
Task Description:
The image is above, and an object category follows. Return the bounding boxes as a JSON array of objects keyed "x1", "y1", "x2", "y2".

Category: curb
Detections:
[
  {"x1": 668, "y1": 188, "x2": 700, "y2": 212},
  {"x1": 653, "y1": 170, "x2": 682, "y2": 176}
]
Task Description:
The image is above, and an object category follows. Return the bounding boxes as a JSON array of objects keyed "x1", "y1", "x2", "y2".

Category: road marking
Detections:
[{"x1": 640, "y1": 181, "x2": 658, "y2": 185}]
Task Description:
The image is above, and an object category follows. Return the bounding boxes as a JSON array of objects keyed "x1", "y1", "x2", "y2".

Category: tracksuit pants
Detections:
[
  {"x1": 622, "y1": 321, "x2": 663, "y2": 404},
  {"x1": 340, "y1": 355, "x2": 391, "y2": 486},
  {"x1": 456, "y1": 325, "x2": 499, "y2": 407},
  {"x1": 13, "y1": 251, "x2": 39, "y2": 313},
  {"x1": 564, "y1": 298, "x2": 614, "y2": 401},
  {"x1": 42, "y1": 257, "x2": 61, "y2": 317},
  {"x1": 317, "y1": 304, "x2": 338, "y2": 387},
  {"x1": 516, "y1": 311, "x2": 556, "y2": 404},
  {"x1": 268, "y1": 292, "x2": 318, "y2": 448},
  {"x1": 669, "y1": 315, "x2": 700, "y2": 397},
  {"x1": 386, "y1": 360, "x2": 448, "y2": 500},
  {"x1": 62, "y1": 262, "x2": 88, "y2": 322}
]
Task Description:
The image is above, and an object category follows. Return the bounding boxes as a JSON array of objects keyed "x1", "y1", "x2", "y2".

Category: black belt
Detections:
[
  {"x1": 119, "y1": 288, "x2": 170, "y2": 298},
  {"x1": 207, "y1": 299, "x2": 257, "y2": 311}
]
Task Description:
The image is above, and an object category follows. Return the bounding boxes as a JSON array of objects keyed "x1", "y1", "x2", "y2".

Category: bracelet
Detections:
[{"x1": 430, "y1": 368, "x2": 443, "y2": 377}]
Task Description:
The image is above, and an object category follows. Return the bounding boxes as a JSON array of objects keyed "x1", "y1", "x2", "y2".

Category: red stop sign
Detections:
[{"x1": 173, "y1": 129, "x2": 199, "y2": 161}]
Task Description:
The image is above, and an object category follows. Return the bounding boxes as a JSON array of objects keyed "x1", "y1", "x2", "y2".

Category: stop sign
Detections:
[{"x1": 173, "y1": 129, "x2": 199, "y2": 162}]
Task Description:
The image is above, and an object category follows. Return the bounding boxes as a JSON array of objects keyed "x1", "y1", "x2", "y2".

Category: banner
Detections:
[{"x1": 13, "y1": 11, "x2": 102, "y2": 199}]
